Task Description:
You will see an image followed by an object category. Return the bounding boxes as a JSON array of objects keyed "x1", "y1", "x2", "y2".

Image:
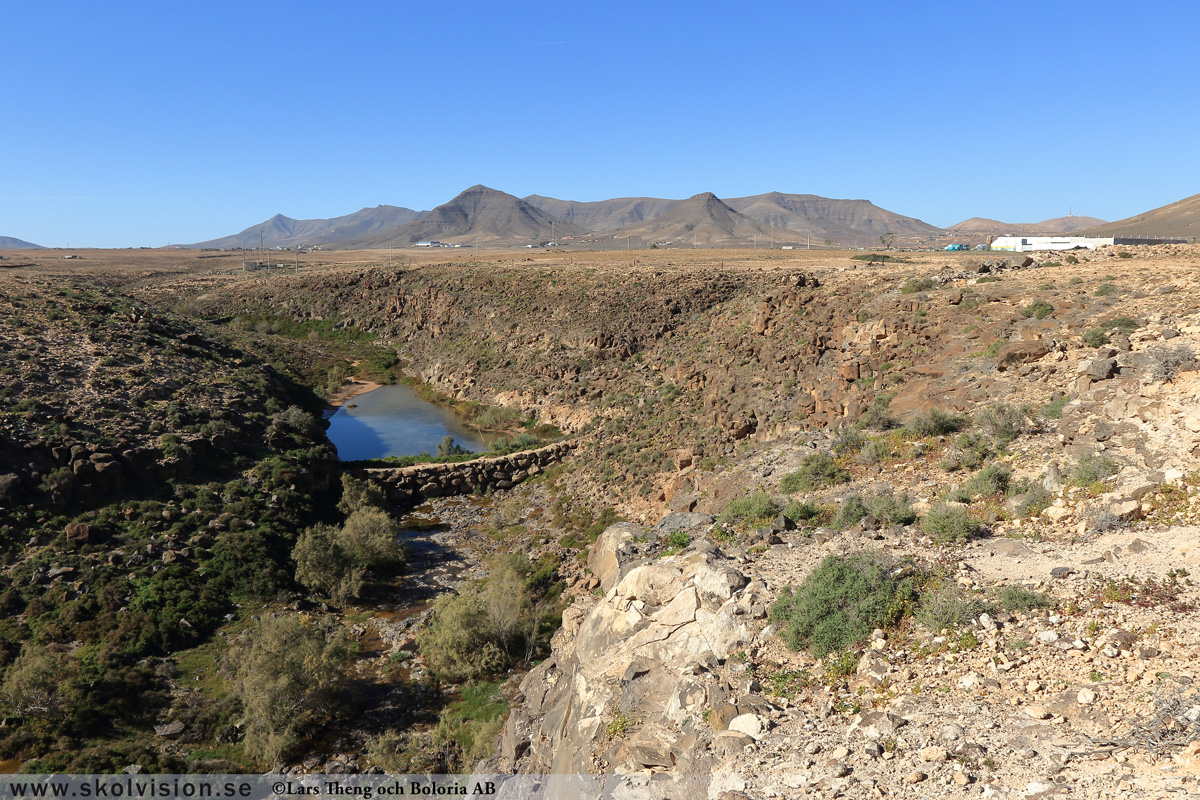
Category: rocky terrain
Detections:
[{"x1": 4, "y1": 242, "x2": 1200, "y2": 794}]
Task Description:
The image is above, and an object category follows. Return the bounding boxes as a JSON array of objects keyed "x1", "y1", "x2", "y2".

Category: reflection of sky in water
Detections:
[{"x1": 324, "y1": 384, "x2": 489, "y2": 461}]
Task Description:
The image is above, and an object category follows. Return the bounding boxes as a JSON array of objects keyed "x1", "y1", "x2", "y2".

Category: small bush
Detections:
[
  {"x1": 831, "y1": 494, "x2": 870, "y2": 530},
  {"x1": 1117, "y1": 251, "x2": 1132, "y2": 259},
  {"x1": 783, "y1": 500, "x2": 823, "y2": 524},
  {"x1": 921, "y1": 504, "x2": 981, "y2": 543},
  {"x1": 832, "y1": 490, "x2": 915, "y2": 529},
  {"x1": 976, "y1": 275, "x2": 1000, "y2": 284},
  {"x1": 779, "y1": 453, "x2": 849, "y2": 493},
  {"x1": 832, "y1": 428, "x2": 866, "y2": 455},
  {"x1": 769, "y1": 551, "x2": 917, "y2": 658},
  {"x1": 857, "y1": 439, "x2": 894, "y2": 464},
  {"x1": 857, "y1": 394, "x2": 899, "y2": 431},
  {"x1": 1144, "y1": 343, "x2": 1198, "y2": 383},
  {"x1": 1015, "y1": 486, "x2": 1053, "y2": 518},
  {"x1": 1065, "y1": 254, "x2": 1079, "y2": 265},
  {"x1": 1082, "y1": 328, "x2": 1110, "y2": 347},
  {"x1": 1040, "y1": 395, "x2": 1069, "y2": 420},
  {"x1": 1067, "y1": 455, "x2": 1119, "y2": 487},
  {"x1": 976, "y1": 403, "x2": 1029, "y2": 446},
  {"x1": 720, "y1": 492, "x2": 782, "y2": 527},
  {"x1": 916, "y1": 585, "x2": 985, "y2": 632},
  {"x1": 1106, "y1": 316, "x2": 1140, "y2": 334},
  {"x1": 1021, "y1": 300, "x2": 1055, "y2": 320},
  {"x1": 947, "y1": 462, "x2": 1011, "y2": 503},
  {"x1": 994, "y1": 586, "x2": 1053, "y2": 613},
  {"x1": 900, "y1": 278, "x2": 938, "y2": 294},
  {"x1": 1094, "y1": 283, "x2": 1118, "y2": 296},
  {"x1": 940, "y1": 431, "x2": 993, "y2": 472},
  {"x1": 905, "y1": 409, "x2": 968, "y2": 438},
  {"x1": 660, "y1": 531, "x2": 690, "y2": 556},
  {"x1": 866, "y1": 491, "x2": 918, "y2": 525}
]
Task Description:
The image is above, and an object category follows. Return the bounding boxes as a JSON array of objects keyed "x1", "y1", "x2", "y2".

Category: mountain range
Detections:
[
  {"x1": 945, "y1": 216, "x2": 1108, "y2": 235},
  {"x1": 0, "y1": 236, "x2": 45, "y2": 249},
  {"x1": 188, "y1": 205, "x2": 425, "y2": 249},
  {"x1": 1080, "y1": 192, "x2": 1200, "y2": 239},
  {"x1": 183, "y1": 186, "x2": 947, "y2": 249},
  {"x1": 175, "y1": 187, "x2": 1200, "y2": 250}
]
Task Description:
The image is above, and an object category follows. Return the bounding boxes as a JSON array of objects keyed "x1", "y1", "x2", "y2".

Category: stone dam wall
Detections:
[{"x1": 348, "y1": 441, "x2": 576, "y2": 503}]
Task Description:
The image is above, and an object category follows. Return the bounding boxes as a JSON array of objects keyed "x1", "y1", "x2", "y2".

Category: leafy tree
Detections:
[{"x1": 226, "y1": 615, "x2": 350, "y2": 767}]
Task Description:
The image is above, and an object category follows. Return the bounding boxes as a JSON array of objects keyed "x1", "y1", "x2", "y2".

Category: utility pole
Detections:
[
  {"x1": 259, "y1": 226, "x2": 265, "y2": 270},
  {"x1": 754, "y1": 233, "x2": 758, "y2": 250},
  {"x1": 626, "y1": 235, "x2": 630, "y2": 250}
]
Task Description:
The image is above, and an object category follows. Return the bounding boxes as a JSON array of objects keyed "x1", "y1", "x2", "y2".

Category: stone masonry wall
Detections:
[{"x1": 349, "y1": 441, "x2": 576, "y2": 504}]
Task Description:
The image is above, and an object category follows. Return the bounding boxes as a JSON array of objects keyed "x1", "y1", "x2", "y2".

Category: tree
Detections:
[
  {"x1": 226, "y1": 615, "x2": 350, "y2": 766},
  {"x1": 880, "y1": 232, "x2": 896, "y2": 250}
]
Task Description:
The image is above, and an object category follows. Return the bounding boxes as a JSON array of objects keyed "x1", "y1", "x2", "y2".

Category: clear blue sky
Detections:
[{"x1": 4, "y1": 0, "x2": 1198, "y2": 247}]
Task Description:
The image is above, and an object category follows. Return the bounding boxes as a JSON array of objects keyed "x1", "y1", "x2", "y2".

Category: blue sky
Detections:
[{"x1": 4, "y1": 0, "x2": 1198, "y2": 247}]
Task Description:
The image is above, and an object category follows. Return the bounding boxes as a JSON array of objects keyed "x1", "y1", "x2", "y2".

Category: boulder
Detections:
[
  {"x1": 997, "y1": 341, "x2": 1050, "y2": 371},
  {"x1": 586, "y1": 522, "x2": 646, "y2": 592}
]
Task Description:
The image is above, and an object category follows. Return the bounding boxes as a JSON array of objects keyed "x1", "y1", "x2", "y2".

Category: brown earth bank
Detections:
[{"x1": 3, "y1": 244, "x2": 1200, "y2": 793}]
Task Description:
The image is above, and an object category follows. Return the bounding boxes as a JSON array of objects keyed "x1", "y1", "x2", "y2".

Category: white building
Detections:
[{"x1": 990, "y1": 236, "x2": 1114, "y2": 252}]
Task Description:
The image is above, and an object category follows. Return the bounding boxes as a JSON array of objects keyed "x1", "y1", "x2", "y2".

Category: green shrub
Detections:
[
  {"x1": 1040, "y1": 395, "x2": 1069, "y2": 420},
  {"x1": 905, "y1": 409, "x2": 968, "y2": 438},
  {"x1": 832, "y1": 490, "x2": 916, "y2": 530},
  {"x1": 719, "y1": 492, "x2": 782, "y2": 527},
  {"x1": 832, "y1": 428, "x2": 866, "y2": 455},
  {"x1": 976, "y1": 275, "x2": 1000, "y2": 284},
  {"x1": 783, "y1": 500, "x2": 824, "y2": 524},
  {"x1": 994, "y1": 586, "x2": 1052, "y2": 613},
  {"x1": 857, "y1": 396, "x2": 899, "y2": 431},
  {"x1": 900, "y1": 278, "x2": 938, "y2": 294},
  {"x1": 417, "y1": 586, "x2": 507, "y2": 683},
  {"x1": 1067, "y1": 455, "x2": 1119, "y2": 487},
  {"x1": 475, "y1": 405, "x2": 522, "y2": 430},
  {"x1": 779, "y1": 453, "x2": 849, "y2": 493},
  {"x1": 857, "y1": 439, "x2": 894, "y2": 464},
  {"x1": 1021, "y1": 300, "x2": 1055, "y2": 320},
  {"x1": 939, "y1": 431, "x2": 993, "y2": 472},
  {"x1": 921, "y1": 504, "x2": 981, "y2": 543},
  {"x1": 976, "y1": 403, "x2": 1029, "y2": 446},
  {"x1": 947, "y1": 462, "x2": 1011, "y2": 503},
  {"x1": 1094, "y1": 283, "x2": 1118, "y2": 296},
  {"x1": 1082, "y1": 328, "x2": 1110, "y2": 347},
  {"x1": 1065, "y1": 255, "x2": 1079, "y2": 265},
  {"x1": 1117, "y1": 251, "x2": 1132, "y2": 259},
  {"x1": 1106, "y1": 316, "x2": 1140, "y2": 334},
  {"x1": 916, "y1": 586, "x2": 985, "y2": 632},
  {"x1": 337, "y1": 474, "x2": 387, "y2": 515},
  {"x1": 769, "y1": 551, "x2": 917, "y2": 658},
  {"x1": 831, "y1": 494, "x2": 869, "y2": 530},
  {"x1": 1015, "y1": 486, "x2": 1053, "y2": 518},
  {"x1": 660, "y1": 531, "x2": 690, "y2": 556}
]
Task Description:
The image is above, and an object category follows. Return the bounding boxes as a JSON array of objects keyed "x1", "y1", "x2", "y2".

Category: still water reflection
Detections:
[{"x1": 323, "y1": 383, "x2": 490, "y2": 461}]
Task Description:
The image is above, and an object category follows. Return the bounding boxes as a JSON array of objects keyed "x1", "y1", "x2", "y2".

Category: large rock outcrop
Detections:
[{"x1": 488, "y1": 522, "x2": 769, "y2": 780}]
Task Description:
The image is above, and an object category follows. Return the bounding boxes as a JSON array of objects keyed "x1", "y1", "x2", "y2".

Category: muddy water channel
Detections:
[{"x1": 323, "y1": 382, "x2": 491, "y2": 461}]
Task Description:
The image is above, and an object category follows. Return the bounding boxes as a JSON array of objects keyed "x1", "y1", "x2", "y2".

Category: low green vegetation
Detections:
[
  {"x1": 831, "y1": 490, "x2": 916, "y2": 529},
  {"x1": 1021, "y1": 300, "x2": 1055, "y2": 319},
  {"x1": 947, "y1": 462, "x2": 1011, "y2": 503},
  {"x1": 900, "y1": 278, "x2": 938, "y2": 294},
  {"x1": 916, "y1": 585, "x2": 985, "y2": 633},
  {"x1": 769, "y1": 551, "x2": 918, "y2": 658},
  {"x1": 905, "y1": 408, "x2": 968, "y2": 438},
  {"x1": 417, "y1": 553, "x2": 563, "y2": 683},
  {"x1": 1067, "y1": 455, "x2": 1120, "y2": 487},
  {"x1": 780, "y1": 453, "x2": 849, "y2": 493},
  {"x1": 1094, "y1": 283, "x2": 1119, "y2": 296},
  {"x1": 921, "y1": 504, "x2": 982, "y2": 543},
  {"x1": 1041, "y1": 394, "x2": 1069, "y2": 420},
  {"x1": 720, "y1": 492, "x2": 782, "y2": 528}
]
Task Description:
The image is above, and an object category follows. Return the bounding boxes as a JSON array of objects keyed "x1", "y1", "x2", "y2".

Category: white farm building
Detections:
[
  {"x1": 990, "y1": 236, "x2": 1114, "y2": 252},
  {"x1": 991, "y1": 235, "x2": 1186, "y2": 252}
]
